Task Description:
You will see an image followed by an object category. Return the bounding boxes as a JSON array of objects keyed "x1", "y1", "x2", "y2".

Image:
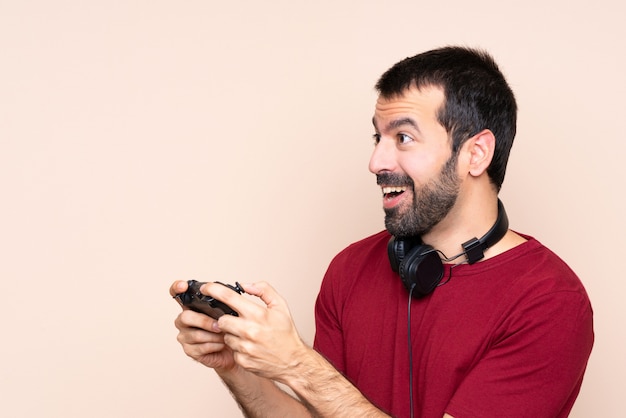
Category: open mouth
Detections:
[
  {"x1": 382, "y1": 186, "x2": 407, "y2": 199},
  {"x1": 382, "y1": 186, "x2": 407, "y2": 206}
]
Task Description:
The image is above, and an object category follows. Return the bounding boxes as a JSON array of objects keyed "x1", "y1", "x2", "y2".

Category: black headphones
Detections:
[{"x1": 387, "y1": 199, "x2": 509, "y2": 298}]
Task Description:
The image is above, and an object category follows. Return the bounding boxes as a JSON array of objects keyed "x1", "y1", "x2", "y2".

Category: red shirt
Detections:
[{"x1": 314, "y1": 231, "x2": 593, "y2": 418}]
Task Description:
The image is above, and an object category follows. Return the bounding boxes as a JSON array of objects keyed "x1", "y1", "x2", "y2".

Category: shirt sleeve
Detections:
[{"x1": 313, "y1": 259, "x2": 347, "y2": 373}]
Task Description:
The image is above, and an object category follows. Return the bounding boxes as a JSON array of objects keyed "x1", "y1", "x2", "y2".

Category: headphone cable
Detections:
[{"x1": 407, "y1": 283, "x2": 416, "y2": 418}]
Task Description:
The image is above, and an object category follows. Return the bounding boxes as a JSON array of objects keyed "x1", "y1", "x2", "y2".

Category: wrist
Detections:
[
  {"x1": 279, "y1": 348, "x2": 388, "y2": 418},
  {"x1": 279, "y1": 345, "x2": 330, "y2": 392},
  {"x1": 215, "y1": 362, "x2": 248, "y2": 383}
]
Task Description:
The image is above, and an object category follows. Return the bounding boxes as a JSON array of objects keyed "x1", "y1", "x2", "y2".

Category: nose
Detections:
[{"x1": 369, "y1": 139, "x2": 396, "y2": 175}]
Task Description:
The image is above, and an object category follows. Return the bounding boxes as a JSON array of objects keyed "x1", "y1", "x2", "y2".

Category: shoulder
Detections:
[
  {"x1": 330, "y1": 230, "x2": 391, "y2": 264},
  {"x1": 506, "y1": 234, "x2": 588, "y2": 294},
  {"x1": 451, "y1": 233, "x2": 593, "y2": 322},
  {"x1": 478, "y1": 234, "x2": 593, "y2": 334},
  {"x1": 468, "y1": 233, "x2": 587, "y2": 292},
  {"x1": 319, "y1": 230, "x2": 393, "y2": 299}
]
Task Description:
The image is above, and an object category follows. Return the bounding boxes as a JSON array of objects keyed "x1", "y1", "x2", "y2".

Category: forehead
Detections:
[{"x1": 374, "y1": 85, "x2": 445, "y2": 129}]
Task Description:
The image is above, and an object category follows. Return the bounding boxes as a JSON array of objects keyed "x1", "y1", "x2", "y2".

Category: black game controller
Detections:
[{"x1": 174, "y1": 279, "x2": 244, "y2": 319}]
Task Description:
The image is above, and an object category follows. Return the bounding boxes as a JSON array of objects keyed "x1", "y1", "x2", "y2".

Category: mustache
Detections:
[{"x1": 376, "y1": 173, "x2": 414, "y2": 188}]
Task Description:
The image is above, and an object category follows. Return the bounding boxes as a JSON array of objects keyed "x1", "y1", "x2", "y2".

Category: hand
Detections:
[
  {"x1": 170, "y1": 280, "x2": 237, "y2": 372},
  {"x1": 198, "y1": 282, "x2": 388, "y2": 418},
  {"x1": 205, "y1": 281, "x2": 309, "y2": 383}
]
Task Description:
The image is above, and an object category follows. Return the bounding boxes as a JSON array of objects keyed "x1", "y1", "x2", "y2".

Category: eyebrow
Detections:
[{"x1": 372, "y1": 117, "x2": 422, "y2": 135}]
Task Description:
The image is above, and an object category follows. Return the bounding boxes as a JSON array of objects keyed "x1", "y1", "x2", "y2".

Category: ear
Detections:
[{"x1": 465, "y1": 129, "x2": 495, "y2": 177}]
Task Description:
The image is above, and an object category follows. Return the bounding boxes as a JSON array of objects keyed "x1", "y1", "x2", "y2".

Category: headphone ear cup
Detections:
[
  {"x1": 387, "y1": 237, "x2": 406, "y2": 272},
  {"x1": 387, "y1": 236, "x2": 422, "y2": 272},
  {"x1": 398, "y1": 245, "x2": 444, "y2": 298}
]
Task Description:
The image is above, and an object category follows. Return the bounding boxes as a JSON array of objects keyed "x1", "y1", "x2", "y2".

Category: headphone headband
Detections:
[{"x1": 461, "y1": 199, "x2": 509, "y2": 264}]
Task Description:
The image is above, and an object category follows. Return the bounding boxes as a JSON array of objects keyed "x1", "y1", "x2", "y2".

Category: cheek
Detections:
[{"x1": 399, "y1": 154, "x2": 439, "y2": 187}]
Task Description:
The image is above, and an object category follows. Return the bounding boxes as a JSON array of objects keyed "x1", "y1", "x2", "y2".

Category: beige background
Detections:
[{"x1": 1, "y1": 1, "x2": 623, "y2": 417}]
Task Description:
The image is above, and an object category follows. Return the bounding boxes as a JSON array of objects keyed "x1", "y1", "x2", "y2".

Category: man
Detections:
[{"x1": 171, "y1": 46, "x2": 594, "y2": 417}]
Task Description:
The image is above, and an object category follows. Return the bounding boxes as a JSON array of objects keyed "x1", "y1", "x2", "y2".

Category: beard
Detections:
[{"x1": 378, "y1": 153, "x2": 460, "y2": 238}]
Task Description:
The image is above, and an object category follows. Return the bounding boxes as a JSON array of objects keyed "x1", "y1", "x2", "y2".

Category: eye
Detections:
[
  {"x1": 372, "y1": 133, "x2": 381, "y2": 145},
  {"x1": 397, "y1": 133, "x2": 413, "y2": 145}
]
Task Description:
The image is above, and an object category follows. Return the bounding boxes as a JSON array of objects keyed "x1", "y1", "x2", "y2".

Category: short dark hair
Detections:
[{"x1": 375, "y1": 46, "x2": 517, "y2": 191}]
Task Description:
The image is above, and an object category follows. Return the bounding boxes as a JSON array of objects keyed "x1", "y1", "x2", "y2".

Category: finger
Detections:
[
  {"x1": 200, "y1": 282, "x2": 256, "y2": 317},
  {"x1": 241, "y1": 281, "x2": 287, "y2": 310},
  {"x1": 175, "y1": 309, "x2": 220, "y2": 333},
  {"x1": 177, "y1": 326, "x2": 225, "y2": 346},
  {"x1": 222, "y1": 332, "x2": 251, "y2": 358},
  {"x1": 185, "y1": 340, "x2": 227, "y2": 358},
  {"x1": 169, "y1": 280, "x2": 189, "y2": 297},
  {"x1": 178, "y1": 324, "x2": 225, "y2": 344}
]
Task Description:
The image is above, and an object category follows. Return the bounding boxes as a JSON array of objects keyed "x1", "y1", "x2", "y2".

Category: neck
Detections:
[
  {"x1": 422, "y1": 196, "x2": 527, "y2": 263},
  {"x1": 421, "y1": 195, "x2": 501, "y2": 261}
]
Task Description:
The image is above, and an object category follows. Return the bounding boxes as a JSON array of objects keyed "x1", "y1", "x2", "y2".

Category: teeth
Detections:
[{"x1": 382, "y1": 186, "x2": 407, "y2": 194}]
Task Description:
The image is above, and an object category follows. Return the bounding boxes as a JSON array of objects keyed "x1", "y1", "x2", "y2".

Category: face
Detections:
[{"x1": 369, "y1": 86, "x2": 460, "y2": 237}]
